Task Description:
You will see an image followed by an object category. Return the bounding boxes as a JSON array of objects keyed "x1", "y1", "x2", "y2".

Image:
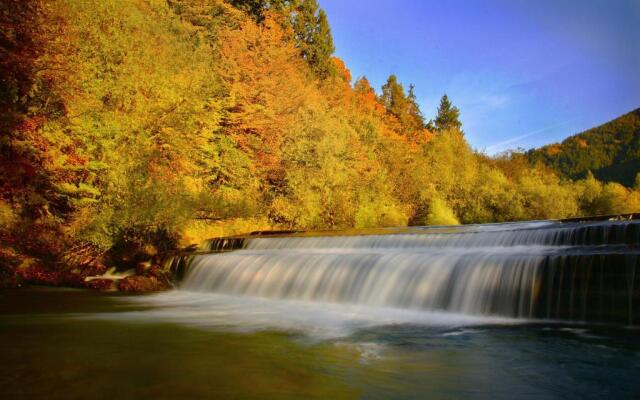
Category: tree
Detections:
[
  {"x1": 380, "y1": 75, "x2": 426, "y2": 136},
  {"x1": 229, "y1": 0, "x2": 335, "y2": 78},
  {"x1": 405, "y1": 84, "x2": 425, "y2": 131},
  {"x1": 227, "y1": 0, "x2": 269, "y2": 21},
  {"x1": 380, "y1": 75, "x2": 407, "y2": 119},
  {"x1": 291, "y1": 0, "x2": 335, "y2": 78},
  {"x1": 434, "y1": 94, "x2": 461, "y2": 131}
]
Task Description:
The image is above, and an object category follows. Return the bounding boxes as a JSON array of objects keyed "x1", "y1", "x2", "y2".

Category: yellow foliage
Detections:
[
  {"x1": 0, "y1": 201, "x2": 16, "y2": 231},
  {"x1": 426, "y1": 197, "x2": 460, "y2": 226},
  {"x1": 182, "y1": 218, "x2": 276, "y2": 247},
  {"x1": 4, "y1": 0, "x2": 636, "y2": 264}
]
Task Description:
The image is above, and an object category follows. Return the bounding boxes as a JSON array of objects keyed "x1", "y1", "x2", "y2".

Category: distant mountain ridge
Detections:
[{"x1": 526, "y1": 108, "x2": 640, "y2": 187}]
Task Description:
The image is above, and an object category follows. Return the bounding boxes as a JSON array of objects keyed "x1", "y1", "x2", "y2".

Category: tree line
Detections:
[{"x1": 1, "y1": 0, "x2": 638, "y2": 275}]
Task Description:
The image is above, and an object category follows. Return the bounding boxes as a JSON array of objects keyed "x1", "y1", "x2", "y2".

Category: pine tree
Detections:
[
  {"x1": 406, "y1": 84, "x2": 425, "y2": 131},
  {"x1": 227, "y1": 0, "x2": 269, "y2": 21},
  {"x1": 380, "y1": 75, "x2": 408, "y2": 119},
  {"x1": 225, "y1": 0, "x2": 334, "y2": 78},
  {"x1": 380, "y1": 76, "x2": 425, "y2": 133},
  {"x1": 227, "y1": 0, "x2": 291, "y2": 21},
  {"x1": 291, "y1": 0, "x2": 335, "y2": 78},
  {"x1": 434, "y1": 94, "x2": 462, "y2": 132}
]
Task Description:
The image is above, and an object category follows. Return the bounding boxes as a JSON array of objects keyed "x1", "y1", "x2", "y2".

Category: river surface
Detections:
[{"x1": 1, "y1": 287, "x2": 639, "y2": 399}]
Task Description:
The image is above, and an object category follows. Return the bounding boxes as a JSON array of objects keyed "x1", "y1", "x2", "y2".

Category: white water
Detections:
[
  {"x1": 182, "y1": 246, "x2": 547, "y2": 317},
  {"x1": 170, "y1": 220, "x2": 639, "y2": 325},
  {"x1": 99, "y1": 291, "x2": 521, "y2": 339}
]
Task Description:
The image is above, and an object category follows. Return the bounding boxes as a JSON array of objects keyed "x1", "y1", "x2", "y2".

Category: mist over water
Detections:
[{"x1": 118, "y1": 291, "x2": 522, "y2": 339}]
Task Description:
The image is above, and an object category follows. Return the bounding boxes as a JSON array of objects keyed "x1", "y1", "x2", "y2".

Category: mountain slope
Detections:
[{"x1": 526, "y1": 109, "x2": 640, "y2": 187}]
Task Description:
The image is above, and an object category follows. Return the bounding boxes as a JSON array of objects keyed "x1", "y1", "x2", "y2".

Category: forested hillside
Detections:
[
  {"x1": 526, "y1": 109, "x2": 640, "y2": 187},
  {"x1": 1, "y1": 0, "x2": 640, "y2": 283}
]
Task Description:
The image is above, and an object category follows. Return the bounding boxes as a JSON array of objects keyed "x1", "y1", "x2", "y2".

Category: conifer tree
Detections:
[
  {"x1": 227, "y1": 0, "x2": 268, "y2": 20},
  {"x1": 291, "y1": 0, "x2": 335, "y2": 78},
  {"x1": 434, "y1": 94, "x2": 462, "y2": 131},
  {"x1": 406, "y1": 84, "x2": 425, "y2": 131},
  {"x1": 381, "y1": 76, "x2": 425, "y2": 133},
  {"x1": 228, "y1": 0, "x2": 335, "y2": 78},
  {"x1": 381, "y1": 75, "x2": 408, "y2": 120}
]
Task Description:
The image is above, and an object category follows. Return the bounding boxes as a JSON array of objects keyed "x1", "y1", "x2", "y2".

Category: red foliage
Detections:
[
  {"x1": 17, "y1": 264, "x2": 63, "y2": 286},
  {"x1": 16, "y1": 258, "x2": 111, "y2": 289},
  {"x1": 331, "y1": 57, "x2": 351, "y2": 83}
]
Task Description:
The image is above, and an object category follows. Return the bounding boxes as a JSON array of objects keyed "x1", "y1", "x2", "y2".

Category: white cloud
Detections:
[{"x1": 484, "y1": 119, "x2": 578, "y2": 155}]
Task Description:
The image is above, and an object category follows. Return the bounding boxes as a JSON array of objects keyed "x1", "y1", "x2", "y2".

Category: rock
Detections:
[
  {"x1": 83, "y1": 259, "x2": 109, "y2": 276},
  {"x1": 84, "y1": 278, "x2": 115, "y2": 291},
  {"x1": 117, "y1": 275, "x2": 170, "y2": 292},
  {"x1": 135, "y1": 261, "x2": 150, "y2": 275}
]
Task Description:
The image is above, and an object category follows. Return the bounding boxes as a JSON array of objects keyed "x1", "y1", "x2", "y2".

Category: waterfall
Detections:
[{"x1": 177, "y1": 220, "x2": 640, "y2": 325}]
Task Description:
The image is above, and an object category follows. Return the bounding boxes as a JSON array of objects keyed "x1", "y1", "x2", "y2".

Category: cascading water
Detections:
[{"x1": 174, "y1": 220, "x2": 640, "y2": 325}]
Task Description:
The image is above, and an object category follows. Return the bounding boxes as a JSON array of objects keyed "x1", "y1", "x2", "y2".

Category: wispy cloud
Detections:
[
  {"x1": 484, "y1": 119, "x2": 579, "y2": 154},
  {"x1": 484, "y1": 133, "x2": 536, "y2": 154},
  {"x1": 483, "y1": 94, "x2": 510, "y2": 110}
]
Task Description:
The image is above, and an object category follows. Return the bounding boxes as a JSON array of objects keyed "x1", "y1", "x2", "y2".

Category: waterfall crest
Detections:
[{"x1": 179, "y1": 220, "x2": 640, "y2": 324}]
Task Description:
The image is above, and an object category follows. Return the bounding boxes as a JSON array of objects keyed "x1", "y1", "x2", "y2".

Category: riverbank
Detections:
[
  {"x1": 0, "y1": 247, "x2": 172, "y2": 292},
  {"x1": 2, "y1": 213, "x2": 638, "y2": 293}
]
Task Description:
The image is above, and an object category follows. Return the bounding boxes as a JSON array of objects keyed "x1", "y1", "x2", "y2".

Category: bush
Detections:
[{"x1": 425, "y1": 197, "x2": 460, "y2": 226}]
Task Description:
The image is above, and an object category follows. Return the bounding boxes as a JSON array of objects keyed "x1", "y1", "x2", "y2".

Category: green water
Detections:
[{"x1": 0, "y1": 288, "x2": 639, "y2": 399}]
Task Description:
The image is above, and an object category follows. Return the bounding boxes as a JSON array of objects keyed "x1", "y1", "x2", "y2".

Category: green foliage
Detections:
[
  {"x1": 226, "y1": 0, "x2": 270, "y2": 20},
  {"x1": 381, "y1": 75, "x2": 407, "y2": 119},
  {"x1": 380, "y1": 75, "x2": 425, "y2": 134},
  {"x1": 573, "y1": 172, "x2": 640, "y2": 216},
  {"x1": 425, "y1": 197, "x2": 459, "y2": 226},
  {"x1": 290, "y1": 0, "x2": 335, "y2": 78},
  {"x1": 434, "y1": 94, "x2": 461, "y2": 132},
  {"x1": 526, "y1": 108, "x2": 640, "y2": 187},
  {"x1": 227, "y1": 0, "x2": 335, "y2": 78}
]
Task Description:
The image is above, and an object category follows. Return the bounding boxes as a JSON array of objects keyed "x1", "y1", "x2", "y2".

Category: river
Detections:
[{"x1": 2, "y1": 219, "x2": 639, "y2": 398}]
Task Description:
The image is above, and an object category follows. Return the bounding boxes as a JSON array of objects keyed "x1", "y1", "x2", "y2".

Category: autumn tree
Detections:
[
  {"x1": 226, "y1": 0, "x2": 335, "y2": 78},
  {"x1": 1, "y1": 0, "x2": 633, "y2": 284}
]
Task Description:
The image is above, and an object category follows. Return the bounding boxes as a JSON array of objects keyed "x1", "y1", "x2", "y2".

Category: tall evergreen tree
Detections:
[
  {"x1": 434, "y1": 94, "x2": 462, "y2": 131},
  {"x1": 227, "y1": 0, "x2": 269, "y2": 20},
  {"x1": 226, "y1": 0, "x2": 290, "y2": 21},
  {"x1": 291, "y1": 0, "x2": 335, "y2": 78},
  {"x1": 406, "y1": 84, "x2": 425, "y2": 131},
  {"x1": 380, "y1": 76, "x2": 425, "y2": 133},
  {"x1": 380, "y1": 75, "x2": 408, "y2": 119},
  {"x1": 228, "y1": 0, "x2": 335, "y2": 78}
]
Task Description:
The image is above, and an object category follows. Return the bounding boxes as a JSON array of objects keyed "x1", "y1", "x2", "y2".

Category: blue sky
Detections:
[{"x1": 319, "y1": 0, "x2": 640, "y2": 154}]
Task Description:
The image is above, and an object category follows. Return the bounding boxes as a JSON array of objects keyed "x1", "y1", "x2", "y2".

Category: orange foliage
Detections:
[
  {"x1": 217, "y1": 12, "x2": 312, "y2": 178},
  {"x1": 546, "y1": 144, "x2": 562, "y2": 155},
  {"x1": 331, "y1": 57, "x2": 352, "y2": 83}
]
